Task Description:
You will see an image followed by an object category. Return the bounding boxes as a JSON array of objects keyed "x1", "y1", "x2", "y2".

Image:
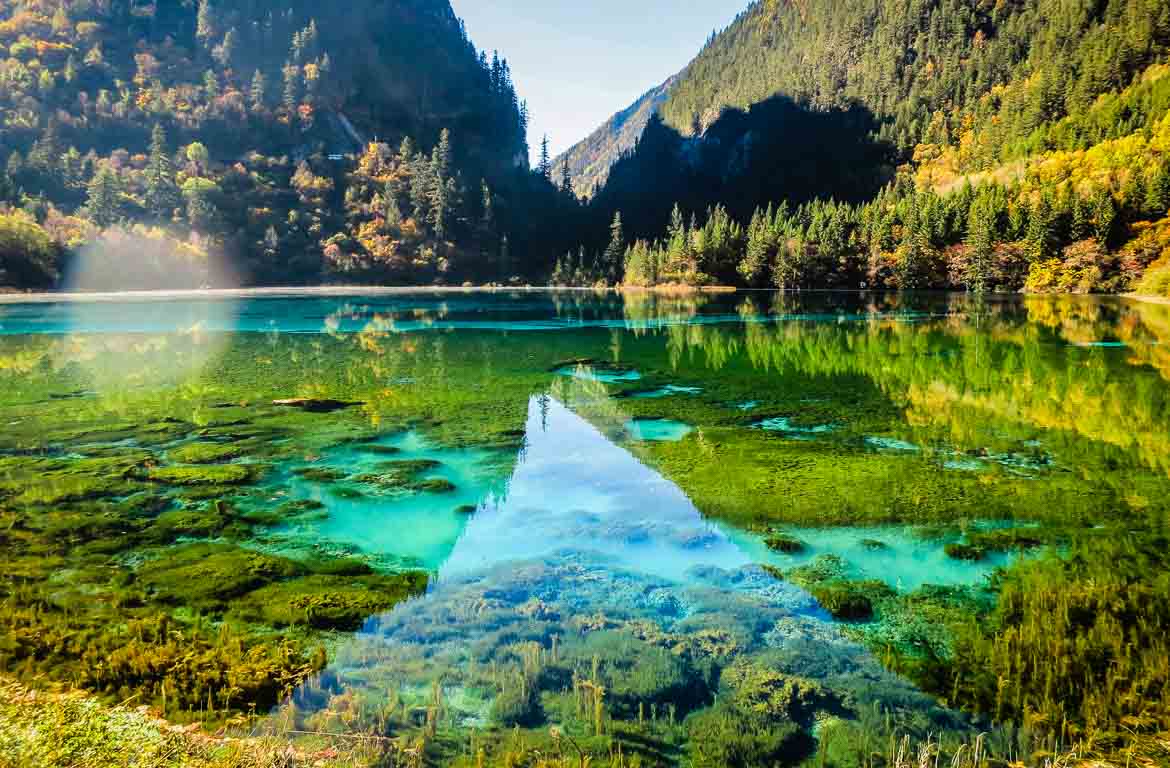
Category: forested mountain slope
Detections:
[
  {"x1": 570, "y1": 0, "x2": 1170, "y2": 297},
  {"x1": 552, "y1": 75, "x2": 676, "y2": 198},
  {"x1": 0, "y1": 0, "x2": 575, "y2": 289}
]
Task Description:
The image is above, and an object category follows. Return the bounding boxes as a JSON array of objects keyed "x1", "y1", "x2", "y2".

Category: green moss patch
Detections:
[
  {"x1": 230, "y1": 572, "x2": 427, "y2": 630},
  {"x1": 147, "y1": 465, "x2": 256, "y2": 487},
  {"x1": 136, "y1": 543, "x2": 305, "y2": 608},
  {"x1": 764, "y1": 533, "x2": 806, "y2": 553},
  {"x1": 292, "y1": 466, "x2": 349, "y2": 483},
  {"x1": 807, "y1": 580, "x2": 895, "y2": 621},
  {"x1": 166, "y1": 443, "x2": 244, "y2": 464}
]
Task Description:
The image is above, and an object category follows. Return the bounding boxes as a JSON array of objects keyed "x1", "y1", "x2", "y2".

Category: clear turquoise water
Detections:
[{"x1": 3, "y1": 290, "x2": 1167, "y2": 757}]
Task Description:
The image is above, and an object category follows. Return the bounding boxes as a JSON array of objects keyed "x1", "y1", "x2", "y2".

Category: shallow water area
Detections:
[{"x1": 258, "y1": 431, "x2": 514, "y2": 570}]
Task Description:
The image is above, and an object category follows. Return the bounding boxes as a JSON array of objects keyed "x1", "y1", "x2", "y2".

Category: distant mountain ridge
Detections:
[{"x1": 553, "y1": 75, "x2": 677, "y2": 198}]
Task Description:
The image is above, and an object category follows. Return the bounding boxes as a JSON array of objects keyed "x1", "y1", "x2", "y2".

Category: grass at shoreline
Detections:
[
  {"x1": 0, "y1": 678, "x2": 384, "y2": 768},
  {"x1": 3, "y1": 676, "x2": 1159, "y2": 768}
]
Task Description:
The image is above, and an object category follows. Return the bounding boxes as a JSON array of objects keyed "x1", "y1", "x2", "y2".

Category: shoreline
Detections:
[
  {"x1": 0, "y1": 285, "x2": 590, "y2": 304},
  {"x1": 1, "y1": 284, "x2": 1164, "y2": 305},
  {"x1": 1124, "y1": 292, "x2": 1170, "y2": 306},
  {"x1": 0, "y1": 284, "x2": 742, "y2": 304}
]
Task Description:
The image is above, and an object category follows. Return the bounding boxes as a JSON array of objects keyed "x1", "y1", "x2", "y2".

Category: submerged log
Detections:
[{"x1": 272, "y1": 398, "x2": 364, "y2": 413}]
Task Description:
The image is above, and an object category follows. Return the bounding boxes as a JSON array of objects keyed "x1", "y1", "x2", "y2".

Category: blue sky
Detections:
[{"x1": 450, "y1": 0, "x2": 747, "y2": 162}]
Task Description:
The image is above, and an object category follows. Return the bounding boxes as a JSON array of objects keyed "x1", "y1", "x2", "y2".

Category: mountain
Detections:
[
  {"x1": 0, "y1": 0, "x2": 575, "y2": 289},
  {"x1": 573, "y1": 0, "x2": 1170, "y2": 297},
  {"x1": 553, "y1": 75, "x2": 677, "y2": 198}
]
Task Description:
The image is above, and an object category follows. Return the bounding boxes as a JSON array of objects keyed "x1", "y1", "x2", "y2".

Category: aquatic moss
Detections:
[
  {"x1": 136, "y1": 543, "x2": 304, "y2": 608},
  {"x1": 304, "y1": 557, "x2": 375, "y2": 576},
  {"x1": 230, "y1": 572, "x2": 427, "y2": 631},
  {"x1": 353, "y1": 459, "x2": 453, "y2": 493},
  {"x1": 490, "y1": 681, "x2": 543, "y2": 728},
  {"x1": 148, "y1": 502, "x2": 247, "y2": 542},
  {"x1": 166, "y1": 443, "x2": 244, "y2": 464},
  {"x1": 764, "y1": 533, "x2": 806, "y2": 554},
  {"x1": 566, "y1": 631, "x2": 708, "y2": 718},
  {"x1": 686, "y1": 703, "x2": 812, "y2": 768},
  {"x1": 408, "y1": 478, "x2": 457, "y2": 494},
  {"x1": 147, "y1": 465, "x2": 255, "y2": 487},
  {"x1": 917, "y1": 535, "x2": 1170, "y2": 751},
  {"x1": 292, "y1": 467, "x2": 348, "y2": 483},
  {"x1": 241, "y1": 498, "x2": 327, "y2": 526},
  {"x1": 720, "y1": 661, "x2": 834, "y2": 724},
  {"x1": 965, "y1": 527, "x2": 1054, "y2": 552},
  {"x1": 12, "y1": 474, "x2": 137, "y2": 505},
  {"x1": 944, "y1": 542, "x2": 987, "y2": 561},
  {"x1": 783, "y1": 554, "x2": 849, "y2": 586},
  {"x1": 808, "y1": 585, "x2": 875, "y2": 621},
  {"x1": 353, "y1": 444, "x2": 402, "y2": 455}
]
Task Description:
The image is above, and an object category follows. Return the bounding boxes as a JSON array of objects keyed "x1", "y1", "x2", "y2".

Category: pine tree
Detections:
[
  {"x1": 560, "y1": 160, "x2": 573, "y2": 197},
  {"x1": 60, "y1": 148, "x2": 84, "y2": 190},
  {"x1": 410, "y1": 152, "x2": 433, "y2": 224},
  {"x1": 603, "y1": 211, "x2": 625, "y2": 285},
  {"x1": 432, "y1": 129, "x2": 452, "y2": 181},
  {"x1": 739, "y1": 209, "x2": 771, "y2": 287},
  {"x1": 85, "y1": 165, "x2": 121, "y2": 228},
  {"x1": 51, "y1": 7, "x2": 71, "y2": 37},
  {"x1": 183, "y1": 178, "x2": 219, "y2": 230},
  {"x1": 145, "y1": 124, "x2": 178, "y2": 219},
  {"x1": 430, "y1": 178, "x2": 450, "y2": 240},
  {"x1": 384, "y1": 181, "x2": 402, "y2": 229},
  {"x1": 428, "y1": 131, "x2": 455, "y2": 238},
  {"x1": 203, "y1": 70, "x2": 219, "y2": 101},
  {"x1": 897, "y1": 207, "x2": 932, "y2": 289},
  {"x1": 1092, "y1": 188, "x2": 1117, "y2": 247},
  {"x1": 478, "y1": 179, "x2": 496, "y2": 271},
  {"x1": 480, "y1": 179, "x2": 494, "y2": 233},
  {"x1": 1070, "y1": 194, "x2": 1091, "y2": 241},
  {"x1": 398, "y1": 137, "x2": 415, "y2": 164},
  {"x1": 538, "y1": 135, "x2": 551, "y2": 180},
  {"x1": 1144, "y1": 162, "x2": 1170, "y2": 218},
  {"x1": 196, "y1": 0, "x2": 216, "y2": 50},
  {"x1": 282, "y1": 62, "x2": 301, "y2": 115},
  {"x1": 214, "y1": 27, "x2": 238, "y2": 70},
  {"x1": 1025, "y1": 194, "x2": 1055, "y2": 263},
  {"x1": 28, "y1": 120, "x2": 61, "y2": 177},
  {"x1": 250, "y1": 70, "x2": 268, "y2": 111},
  {"x1": 965, "y1": 193, "x2": 997, "y2": 294},
  {"x1": 499, "y1": 234, "x2": 512, "y2": 280}
]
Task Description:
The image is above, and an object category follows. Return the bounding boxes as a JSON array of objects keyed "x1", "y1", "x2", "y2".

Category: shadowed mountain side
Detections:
[{"x1": 587, "y1": 94, "x2": 895, "y2": 259}]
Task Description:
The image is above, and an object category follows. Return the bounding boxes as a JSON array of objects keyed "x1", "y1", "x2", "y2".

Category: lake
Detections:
[{"x1": 1, "y1": 289, "x2": 1167, "y2": 766}]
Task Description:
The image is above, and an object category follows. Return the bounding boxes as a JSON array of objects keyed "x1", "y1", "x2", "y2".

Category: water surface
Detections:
[{"x1": 1, "y1": 290, "x2": 1167, "y2": 764}]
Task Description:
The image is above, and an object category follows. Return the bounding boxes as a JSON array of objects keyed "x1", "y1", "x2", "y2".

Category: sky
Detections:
[{"x1": 450, "y1": 0, "x2": 747, "y2": 162}]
